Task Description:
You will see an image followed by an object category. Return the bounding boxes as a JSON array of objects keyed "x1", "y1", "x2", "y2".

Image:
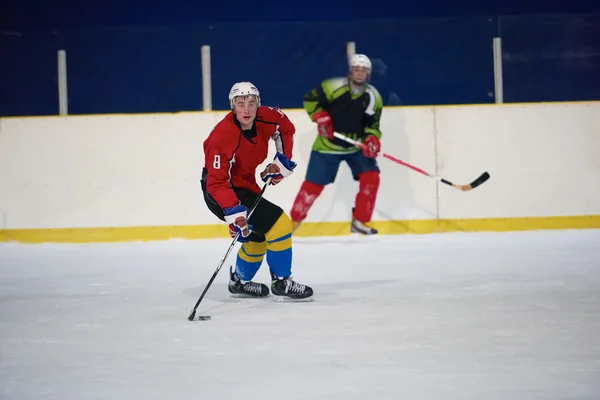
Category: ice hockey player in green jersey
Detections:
[{"x1": 289, "y1": 54, "x2": 383, "y2": 235}]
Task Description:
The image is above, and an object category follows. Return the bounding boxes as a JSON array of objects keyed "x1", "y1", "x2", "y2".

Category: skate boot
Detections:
[
  {"x1": 351, "y1": 219, "x2": 378, "y2": 235},
  {"x1": 271, "y1": 273, "x2": 314, "y2": 302},
  {"x1": 228, "y1": 266, "x2": 269, "y2": 298}
]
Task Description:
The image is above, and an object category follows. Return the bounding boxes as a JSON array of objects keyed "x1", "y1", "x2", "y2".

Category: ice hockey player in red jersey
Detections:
[{"x1": 200, "y1": 81, "x2": 314, "y2": 301}]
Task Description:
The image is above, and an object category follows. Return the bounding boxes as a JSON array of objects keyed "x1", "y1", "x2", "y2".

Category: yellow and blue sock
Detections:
[
  {"x1": 234, "y1": 241, "x2": 266, "y2": 281},
  {"x1": 265, "y1": 212, "x2": 293, "y2": 278}
]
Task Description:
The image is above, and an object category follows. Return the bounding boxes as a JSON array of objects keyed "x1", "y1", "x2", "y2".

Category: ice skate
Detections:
[
  {"x1": 271, "y1": 274, "x2": 314, "y2": 302},
  {"x1": 228, "y1": 266, "x2": 270, "y2": 298}
]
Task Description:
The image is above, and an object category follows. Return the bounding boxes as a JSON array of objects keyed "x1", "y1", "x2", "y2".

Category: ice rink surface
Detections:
[{"x1": 1, "y1": 229, "x2": 600, "y2": 400}]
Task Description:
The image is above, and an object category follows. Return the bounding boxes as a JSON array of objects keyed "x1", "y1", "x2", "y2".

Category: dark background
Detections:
[{"x1": 2, "y1": 0, "x2": 600, "y2": 116}]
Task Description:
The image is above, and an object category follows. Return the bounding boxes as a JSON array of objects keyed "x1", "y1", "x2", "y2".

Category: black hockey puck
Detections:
[{"x1": 197, "y1": 316, "x2": 211, "y2": 321}]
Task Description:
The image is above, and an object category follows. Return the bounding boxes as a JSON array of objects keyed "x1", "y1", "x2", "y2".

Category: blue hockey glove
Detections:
[
  {"x1": 224, "y1": 205, "x2": 252, "y2": 242},
  {"x1": 260, "y1": 152, "x2": 297, "y2": 185}
]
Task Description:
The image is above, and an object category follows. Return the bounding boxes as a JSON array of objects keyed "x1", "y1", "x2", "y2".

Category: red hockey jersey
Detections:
[{"x1": 203, "y1": 106, "x2": 295, "y2": 209}]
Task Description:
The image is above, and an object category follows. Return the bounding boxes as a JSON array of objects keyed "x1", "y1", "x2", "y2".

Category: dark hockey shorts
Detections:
[
  {"x1": 200, "y1": 172, "x2": 283, "y2": 243},
  {"x1": 305, "y1": 150, "x2": 380, "y2": 186}
]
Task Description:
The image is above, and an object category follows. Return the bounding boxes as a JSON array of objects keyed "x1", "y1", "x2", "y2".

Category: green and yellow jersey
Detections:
[{"x1": 303, "y1": 77, "x2": 383, "y2": 154}]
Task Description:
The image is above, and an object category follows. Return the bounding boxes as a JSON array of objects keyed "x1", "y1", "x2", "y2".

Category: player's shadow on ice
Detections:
[{"x1": 183, "y1": 279, "x2": 393, "y2": 315}]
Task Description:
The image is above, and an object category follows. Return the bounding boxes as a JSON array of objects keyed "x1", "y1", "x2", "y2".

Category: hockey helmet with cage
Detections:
[
  {"x1": 229, "y1": 82, "x2": 261, "y2": 108},
  {"x1": 349, "y1": 54, "x2": 372, "y2": 71}
]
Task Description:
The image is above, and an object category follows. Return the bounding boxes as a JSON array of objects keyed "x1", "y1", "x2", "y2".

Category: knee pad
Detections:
[
  {"x1": 266, "y1": 212, "x2": 292, "y2": 251},
  {"x1": 238, "y1": 241, "x2": 267, "y2": 262},
  {"x1": 302, "y1": 180, "x2": 325, "y2": 195},
  {"x1": 358, "y1": 170, "x2": 380, "y2": 187},
  {"x1": 265, "y1": 213, "x2": 293, "y2": 278},
  {"x1": 236, "y1": 241, "x2": 267, "y2": 281},
  {"x1": 290, "y1": 180, "x2": 324, "y2": 222}
]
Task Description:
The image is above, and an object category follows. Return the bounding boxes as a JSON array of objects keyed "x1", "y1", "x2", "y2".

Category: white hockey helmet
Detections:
[
  {"x1": 228, "y1": 81, "x2": 260, "y2": 108},
  {"x1": 349, "y1": 54, "x2": 372, "y2": 70}
]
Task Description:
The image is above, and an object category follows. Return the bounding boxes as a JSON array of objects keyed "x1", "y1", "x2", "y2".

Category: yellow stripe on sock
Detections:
[
  {"x1": 266, "y1": 213, "x2": 293, "y2": 252},
  {"x1": 237, "y1": 241, "x2": 266, "y2": 263}
]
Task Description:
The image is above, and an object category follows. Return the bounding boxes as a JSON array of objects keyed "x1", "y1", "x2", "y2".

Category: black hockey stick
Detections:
[
  {"x1": 187, "y1": 178, "x2": 272, "y2": 321},
  {"x1": 333, "y1": 132, "x2": 490, "y2": 192}
]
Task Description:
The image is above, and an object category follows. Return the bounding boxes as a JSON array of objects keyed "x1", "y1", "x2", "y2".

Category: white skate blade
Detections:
[
  {"x1": 229, "y1": 293, "x2": 270, "y2": 299},
  {"x1": 350, "y1": 232, "x2": 379, "y2": 242},
  {"x1": 272, "y1": 295, "x2": 315, "y2": 303}
]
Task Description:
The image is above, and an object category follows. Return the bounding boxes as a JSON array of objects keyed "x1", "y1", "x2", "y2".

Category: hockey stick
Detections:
[
  {"x1": 333, "y1": 132, "x2": 490, "y2": 192},
  {"x1": 187, "y1": 177, "x2": 272, "y2": 321}
]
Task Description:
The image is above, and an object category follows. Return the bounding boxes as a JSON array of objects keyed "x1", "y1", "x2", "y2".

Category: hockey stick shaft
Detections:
[
  {"x1": 332, "y1": 132, "x2": 489, "y2": 191},
  {"x1": 187, "y1": 178, "x2": 271, "y2": 321},
  {"x1": 333, "y1": 132, "x2": 437, "y2": 177}
]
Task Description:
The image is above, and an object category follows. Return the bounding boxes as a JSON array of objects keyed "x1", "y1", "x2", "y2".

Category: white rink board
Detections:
[
  {"x1": 435, "y1": 103, "x2": 600, "y2": 219},
  {"x1": 0, "y1": 102, "x2": 599, "y2": 230},
  {"x1": 1, "y1": 113, "x2": 225, "y2": 229}
]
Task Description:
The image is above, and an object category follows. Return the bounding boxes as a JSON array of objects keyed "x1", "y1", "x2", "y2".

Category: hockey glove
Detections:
[
  {"x1": 260, "y1": 152, "x2": 297, "y2": 185},
  {"x1": 224, "y1": 205, "x2": 252, "y2": 242},
  {"x1": 312, "y1": 110, "x2": 334, "y2": 140},
  {"x1": 362, "y1": 135, "x2": 381, "y2": 158}
]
